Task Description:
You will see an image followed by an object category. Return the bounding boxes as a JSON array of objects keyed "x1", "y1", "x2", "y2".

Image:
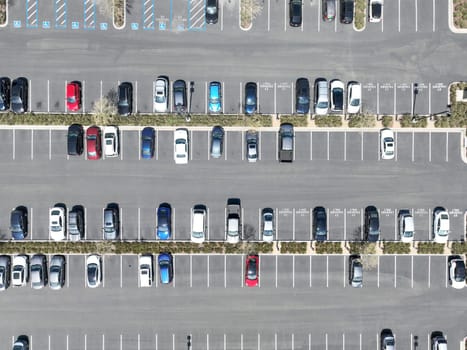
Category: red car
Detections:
[
  {"x1": 66, "y1": 81, "x2": 81, "y2": 111},
  {"x1": 245, "y1": 254, "x2": 259, "y2": 287},
  {"x1": 86, "y1": 126, "x2": 101, "y2": 160}
]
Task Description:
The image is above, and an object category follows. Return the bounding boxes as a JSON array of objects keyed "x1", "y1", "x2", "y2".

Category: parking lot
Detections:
[{"x1": 9, "y1": 0, "x2": 443, "y2": 33}]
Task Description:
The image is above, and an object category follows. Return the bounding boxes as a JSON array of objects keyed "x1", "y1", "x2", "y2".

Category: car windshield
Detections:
[
  {"x1": 155, "y1": 89, "x2": 166, "y2": 103},
  {"x1": 87, "y1": 264, "x2": 97, "y2": 280},
  {"x1": 206, "y1": 5, "x2": 217, "y2": 14},
  {"x1": 403, "y1": 230, "x2": 413, "y2": 237},
  {"x1": 372, "y1": 3, "x2": 381, "y2": 17},
  {"x1": 51, "y1": 224, "x2": 62, "y2": 232},
  {"x1": 67, "y1": 96, "x2": 76, "y2": 103},
  {"x1": 176, "y1": 139, "x2": 186, "y2": 145},
  {"x1": 317, "y1": 101, "x2": 328, "y2": 108},
  {"x1": 350, "y1": 98, "x2": 360, "y2": 106},
  {"x1": 247, "y1": 260, "x2": 257, "y2": 279},
  {"x1": 455, "y1": 263, "x2": 466, "y2": 280},
  {"x1": 87, "y1": 135, "x2": 96, "y2": 140},
  {"x1": 106, "y1": 139, "x2": 113, "y2": 145},
  {"x1": 12, "y1": 96, "x2": 21, "y2": 103},
  {"x1": 298, "y1": 95, "x2": 309, "y2": 104},
  {"x1": 31, "y1": 264, "x2": 41, "y2": 273}
]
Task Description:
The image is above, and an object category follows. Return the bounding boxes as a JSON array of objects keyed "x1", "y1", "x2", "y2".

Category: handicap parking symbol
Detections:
[
  {"x1": 42, "y1": 21, "x2": 50, "y2": 29},
  {"x1": 100, "y1": 23, "x2": 108, "y2": 30},
  {"x1": 131, "y1": 23, "x2": 139, "y2": 30},
  {"x1": 177, "y1": 24, "x2": 184, "y2": 31},
  {"x1": 72, "y1": 21, "x2": 79, "y2": 29},
  {"x1": 159, "y1": 22, "x2": 166, "y2": 30},
  {"x1": 13, "y1": 20, "x2": 21, "y2": 28}
]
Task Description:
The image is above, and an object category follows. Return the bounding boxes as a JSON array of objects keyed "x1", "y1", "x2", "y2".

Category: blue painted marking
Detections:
[
  {"x1": 42, "y1": 20, "x2": 50, "y2": 28},
  {"x1": 131, "y1": 22, "x2": 139, "y2": 30},
  {"x1": 142, "y1": 0, "x2": 155, "y2": 30},
  {"x1": 83, "y1": 0, "x2": 96, "y2": 29},
  {"x1": 54, "y1": 0, "x2": 67, "y2": 28},
  {"x1": 177, "y1": 24, "x2": 184, "y2": 31},
  {"x1": 13, "y1": 20, "x2": 22, "y2": 28},
  {"x1": 159, "y1": 22, "x2": 166, "y2": 30},
  {"x1": 72, "y1": 21, "x2": 79, "y2": 29},
  {"x1": 25, "y1": 0, "x2": 39, "y2": 28},
  {"x1": 100, "y1": 22, "x2": 108, "y2": 30}
]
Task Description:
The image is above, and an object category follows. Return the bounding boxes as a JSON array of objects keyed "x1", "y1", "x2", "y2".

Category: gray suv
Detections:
[
  {"x1": 68, "y1": 206, "x2": 84, "y2": 241},
  {"x1": 349, "y1": 255, "x2": 363, "y2": 288},
  {"x1": 30, "y1": 254, "x2": 47, "y2": 290},
  {"x1": 103, "y1": 205, "x2": 120, "y2": 240}
]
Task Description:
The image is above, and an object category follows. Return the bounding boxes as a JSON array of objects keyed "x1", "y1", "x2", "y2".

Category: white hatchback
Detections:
[
  {"x1": 139, "y1": 255, "x2": 153, "y2": 287},
  {"x1": 174, "y1": 128, "x2": 189, "y2": 164},
  {"x1": 103, "y1": 126, "x2": 119, "y2": 157},
  {"x1": 12, "y1": 255, "x2": 28, "y2": 287},
  {"x1": 380, "y1": 128, "x2": 395, "y2": 160},
  {"x1": 347, "y1": 82, "x2": 362, "y2": 114},
  {"x1": 399, "y1": 213, "x2": 414, "y2": 242},
  {"x1": 433, "y1": 209, "x2": 449, "y2": 243},
  {"x1": 50, "y1": 207, "x2": 66, "y2": 241},
  {"x1": 154, "y1": 77, "x2": 169, "y2": 113}
]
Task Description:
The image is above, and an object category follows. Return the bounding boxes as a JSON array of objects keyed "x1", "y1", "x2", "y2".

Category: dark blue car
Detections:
[
  {"x1": 141, "y1": 127, "x2": 155, "y2": 159},
  {"x1": 11, "y1": 206, "x2": 28, "y2": 240},
  {"x1": 244, "y1": 82, "x2": 257, "y2": 115},
  {"x1": 158, "y1": 252, "x2": 173, "y2": 284},
  {"x1": 157, "y1": 203, "x2": 172, "y2": 240}
]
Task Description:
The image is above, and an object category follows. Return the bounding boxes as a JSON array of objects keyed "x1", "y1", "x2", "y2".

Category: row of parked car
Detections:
[{"x1": 8, "y1": 201, "x2": 452, "y2": 244}]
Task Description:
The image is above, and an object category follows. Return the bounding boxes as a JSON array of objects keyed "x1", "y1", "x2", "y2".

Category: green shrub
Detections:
[
  {"x1": 382, "y1": 242, "x2": 411, "y2": 254},
  {"x1": 348, "y1": 114, "x2": 376, "y2": 128},
  {"x1": 354, "y1": 0, "x2": 367, "y2": 30},
  {"x1": 348, "y1": 242, "x2": 376, "y2": 255},
  {"x1": 280, "y1": 115, "x2": 308, "y2": 127},
  {"x1": 451, "y1": 242, "x2": 467, "y2": 255},
  {"x1": 417, "y1": 242, "x2": 445, "y2": 254},
  {"x1": 280, "y1": 242, "x2": 307, "y2": 254},
  {"x1": 399, "y1": 115, "x2": 427, "y2": 128},
  {"x1": 314, "y1": 115, "x2": 342, "y2": 127},
  {"x1": 381, "y1": 116, "x2": 393, "y2": 128},
  {"x1": 315, "y1": 242, "x2": 342, "y2": 254}
]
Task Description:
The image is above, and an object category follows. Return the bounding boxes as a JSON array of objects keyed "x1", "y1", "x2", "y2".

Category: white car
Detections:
[
  {"x1": 399, "y1": 212, "x2": 414, "y2": 242},
  {"x1": 369, "y1": 0, "x2": 383, "y2": 22},
  {"x1": 347, "y1": 82, "x2": 362, "y2": 114},
  {"x1": 433, "y1": 209, "x2": 449, "y2": 243},
  {"x1": 191, "y1": 206, "x2": 206, "y2": 243},
  {"x1": 12, "y1": 255, "x2": 28, "y2": 287},
  {"x1": 103, "y1": 126, "x2": 119, "y2": 157},
  {"x1": 174, "y1": 128, "x2": 189, "y2": 164},
  {"x1": 50, "y1": 207, "x2": 66, "y2": 241},
  {"x1": 139, "y1": 255, "x2": 153, "y2": 287},
  {"x1": 86, "y1": 254, "x2": 102, "y2": 288},
  {"x1": 154, "y1": 77, "x2": 169, "y2": 113},
  {"x1": 449, "y1": 256, "x2": 465, "y2": 289},
  {"x1": 262, "y1": 208, "x2": 274, "y2": 242},
  {"x1": 330, "y1": 79, "x2": 345, "y2": 113},
  {"x1": 380, "y1": 128, "x2": 395, "y2": 160}
]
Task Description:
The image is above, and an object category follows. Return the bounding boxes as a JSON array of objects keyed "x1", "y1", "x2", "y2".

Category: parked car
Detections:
[
  {"x1": 208, "y1": 81, "x2": 222, "y2": 113},
  {"x1": 313, "y1": 206, "x2": 328, "y2": 241},
  {"x1": 158, "y1": 252, "x2": 173, "y2": 284},
  {"x1": 49, "y1": 255, "x2": 66, "y2": 290},
  {"x1": 244, "y1": 82, "x2": 257, "y2": 115},
  {"x1": 103, "y1": 205, "x2": 120, "y2": 240},
  {"x1": 314, "y1": 79, "x2": 329, "y2": 115},
  {"x1": 157, "y1": 203, "x2": 172, "y2": 240},
  {"x1": 67, "y1": 124, "x2": 84, "y2": 156},
  {"x1": 296, "y1": 78, "x2": 310, "y2": 114},
  {"x1": 103, "y1": 126, "x2": 119, "y2": 158},
  {"x1": 279, "y1": 122, "x2": 294, "y2": 162},
  {"x1": 349, "y1": 255, "x2": 363, "y2": 287},
  {"x1": 380, "y1": 128, "x2": 395, "y2": 159},
  {"x1": 0, "y1": 255, "x2": 11, "y2": 291},
  {"x1": 381, "y1": 330, "x2": 395, "y2": 350},
  {"x1": 246, "y1": 129, "x2": 258, "y2": 163},
  {"x1": 433, "y1": 207, "x2": 449, "y2": 243},
  {"x1": 68, "y1": 206, "x2": 84, "y2": 241},
  {"x1": 210, "y1": 125, "x2": 224, "y2": 158},
  {"x1": 0, "y1": 77, "x2": 11, "y2": 111},
  {"x1": 205, "y1": 0, "x2": 218, "y2": 23},
  {"x1": 398, "y1": 210, "x2": 414, "y2": 242},
  {"x1": 173, "y1": 79, "x2": 187, "y2": 112},
  {"x1": 226, "y1": 198, "x2": 242, "y2": 243},
  {"x1": 289, "y1": 0, "x2": 302, "y2": 26},
  {"x1": 154, "y1": 76, "x2": 169, "y2": 113},
  {"x1": 10, "y1": 206, "x2": 28, "y2": 240},
  {"x1": 50, "y1": 206, "x2": 66, "y2": 241},
  {"x1": 117, "y1": 82, "x2": 133, "y2": 116},
  {"x1": 174, "y1": 128, "x2": 189, "y2": 164},
  {"x1": 245, "y1": 254, "x2": 259, "y2": 287},
  {"x1": 13, "y1": 336, "x2": 29, "y2": 350},
  {"x1": 66, "y1": 81, "x2": 81, "y2": 111},
  {"x1": 12, "y1": 255, "x2": 28, "y2": 287},
  {"x1": 364, "y1": 205, "x2": 380, "y2": 242},
  {"x1": 191, "y1": 205, "x2": 207, "y2": 243},
  {"x1": 86, "y1": 126, "x2": 102, "y2": 160},
  {"x1": 323, "y1": 0, "x2": 336, "y2": 21},
  {"x1": 139, "y1": 254, "x2": 153, "y2": 287},
  {"x1": 86, "y1": 254, "x2": 102, "y2": 288},
  {"x1": 141, "y1": 127, "x2": 155, "y2": 159},
  {"x1": 347, "y1": 82, "x2": 362, "y2": 114},
  {"x1": 340, "y1": 0, "x2": 354, "y2": 23},
  {"x1": 369, "y1": 0, "x2": 383, "y2": 22},
  {"x1": 30, "y1": 254, "x2": 47, "y2": 290},
  {"x1": 448, "y1": 255, "x2": 465, "y2": 289},
  {"x1": 330, "y1": 79, "x2": 344, "y2": 113},
  {"x1": 262, "y1": 208, "x2": 274, "y2": 242},
  {"x1": 431, "y1": 332, "x2": 447, "y2": 350},
  {"x1": 11, "y1": 77, "x2": 28, "y2": 114}
]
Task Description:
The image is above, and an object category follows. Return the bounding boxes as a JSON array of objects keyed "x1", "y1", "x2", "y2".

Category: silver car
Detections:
[
  {"x1": 30, "y1": 254, "x2": 47, "y2": 289},
  {"x1": 49, "y1": 255, "x2": 66, "y2": 290},
  {"x1": 349, "y1": 255, "x2": 363, "y2": 288},
  {"x1": 0, "y1": 255, "x2": 11, "y2": 291}
]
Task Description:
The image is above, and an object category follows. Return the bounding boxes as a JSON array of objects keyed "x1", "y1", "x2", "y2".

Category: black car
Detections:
[
  {"x1": 10, "y1": 206, "x2": 28, "y2": 240},
  {"x1": 340, "y1": 0, "x2": 354, "y2": 23},
  {"x1": 210, "y1": 125, "x2": 224, "y2": 158},
  {"x1": 296, "y1": 78, "x2": 310, "y2": 114},
  {"x1": 0, "y1": 77, "x2": 10, "y2": 111},
  {"x1": 67, "y1": 124, "x2": 84, "y2": 156},
  {"x1": 117, "y1": 82, "x2": 133, "y2": 116},
  {"x1": 11, "y1": 77, "x2": 28, "y2": 114},
  {"x1": 313, "y1": 206, "x2": 327, "y2": 241},
  {"x1": 289, "y1": 0, "x2": 302, "y2": 26},
  {"x1": 244, "y1": 82, "x2": 257, "y2": 115},
  {"x1": 365, "y1": 205, "x2": 380, "y2": 241},
  {"x1": 173, "y1": 80, "x2": 187, "y2": 112},
  {"x1": 205, "y1": 0, "x2": 218, "y2": 24}
]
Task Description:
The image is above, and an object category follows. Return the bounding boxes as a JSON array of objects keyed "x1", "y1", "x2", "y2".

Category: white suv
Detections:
[
  {"x1": 433, "y1": 208, "x2": 449, "y2": 243},
  {"x1": 139, "y1": 255, "x2": 153, "y2": 287},
  {"x1": 103, "y1": 126, "x2": 119, "y2": 157},
  {"x1": 191, "y1": 206, "x2": 206, "y2": 243},
  {"x1": 399, "y1": 212, "x2": 414, "y2": 242},
  {"x1": 12, "y1": 255, "x2": 28, "y2": 287},
  {"x1": 50, "y1": 207, "x2": 66, "y2": 241}
]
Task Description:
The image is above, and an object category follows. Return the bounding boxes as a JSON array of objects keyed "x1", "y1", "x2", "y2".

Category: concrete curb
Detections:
[
  {"x1": 112, "y1": 0, "x2": 126, "y2": 30},
  {"x1": 448, "y1": 0, "x2": 467, "y2": 33},
  {"x1": 238, "y1": 0, "x2": 253, "y2": 31},
  {"x1": 0, "y1": 0, "x2": 8, "y2": 28}
]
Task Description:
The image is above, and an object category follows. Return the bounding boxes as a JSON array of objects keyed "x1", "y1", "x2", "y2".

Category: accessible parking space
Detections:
[
  {"x1": 191, "y1": 255, "x2": 208, "y2": 288},
  {"x1": 122, "y1": 254, "x2": 138, "y2": 288},
  {"x1": 277, "y1": 207, "x2": 293, "y2": 241},
  {"x1": 294, "y1": 207, "x2": 311, "y2": 241},
  {"x1": 311, "y1": 131, "x2": 327, "y2": 160},
  {"x1": 277, "y1": 81, "x2": 294, "y2": 115},
  {"x1": 294, "y1": 131, "x2": 311, "y2": 162},
  {"x1": 345, "y1": 208, "x2": 363, "y2": 241},
  {"x1": 329, "y1": 207, "x2": 344, "y2": 241},
  {"x1": 226, "y1": 255, "x2": 242, "y2": 288},
  {"x1": 170, "y1": 0, "x2": 188, "y2": 31},
  {"x1": 258, "y1": 82, "x2": 274, "y2": 114},
  {"x1": 192, "y1": 130, "x2": 209, "y2": 161}
]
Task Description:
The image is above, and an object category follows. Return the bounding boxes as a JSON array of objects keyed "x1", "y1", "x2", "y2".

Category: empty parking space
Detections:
[
  {"x1": 294, "y1": 207, "x2": 311, "y2": 241},
  {"x1": 396, "y1": 83, "x2": 412, "y2": 115},
  {"x1": 345, "y1": 131, "x2": 362, "y2": 162},
  {"x1": 311, "y1": 132, "x2": 327, "y2": 160},
  {"x1": 192, "y1": 130, "x2": 209, "y2": 161},
  {"x1": 379, "y1": 255, "x2": 395, "y2": 288},
  {"x1": 413, "y1": 83, "x2": 430, "y2": 116},
  {"x1": 35, "y1": 207, "x2": 49, "y2": 240},
  {"x1": 68, "y1": 255, "x2": 84, "y2": 288},
  {"x1": 174, "y1": 255, "x2": 190, "y2": 287},
  {"x1": 448, "y1": 132, "x2": 461, "y2": 162},
  {"x1": 48, "y1": 80, "x2": 65, "y2": 113},
  {"x1": 395, "y1": 132, "x2": 412, "y2": 162},
  {"x1": 294, "y1": 132, "x2": 310, "y2": 162},
  {"x1": 122, "y1": 255, "x2": 138, "y2": 288},
  {"x1": 258, "y1": 82, "x2": 274, "y2": 114},
  {"x1": 310, "y1": 255, "x2": 327, "y2": 288},
  {"x1": 294, "y1": 255, "x2": 311, "y2": 288},
  {"x1": 83, "y1": 80, "x2": 100, "y2": 114},
  {"x1": 52, "y1": 129, "x2": 67, "y2": 159},
  {"x1": 140, "y1": 207, "x2": 155, "y2": 240},
  {"x1": 242, "y1": 206, "x2": 258, "y2": 241},
  {"x1": 14, "y1": 129, "x2": 32, "y2": 161},
  {"x1": 31, "y1": 129, "x2": 50, "y2": 161},
  {"x1": 430, "y1": 132, "x2": 447, "y2": 163},
  {"x1": 191, "y1": 255, "x2": 208, "y2": 288},
  {"x1": 156, "y1": 130, "x2": 173, "y2": 163},
  {"x1": 208, "y1": 255, "x2": 225, "y2": 288},
  {"x1": 412, "y1": 256, "x2": 429, "y2": 288},
  {"x1": 362, "y1": 83, "x2": 377, "y2": 115},
  {"x1": 260, "y1": 131, "x2": 276, "y2": 161},
  {"x1": 377, "y1": 83, "x2": 395, "y2": 116},
  {"x1": 413, "y1": 132, "x2": 429, "y2": 163},
  {"x1": 277, "y1": 207, "x2": 293, "y2": 240},
  {"x1": 121, "y1": 207, "x2": 138, "y2": 240},
  {"x1": 379, "y1": 208, "x2": 397, "y2": 241},
  {"x1": 329, "y1": 208, "x2": 344, "y2": 241},
  {"x1": 226, "y1": 255, "x2": 242, "y2": 288},
  {"x1": 429, "y1": 255, "x2": 447, "y2": 288},
  {"x1": 276, "y1": 255, "x2": 294, "y2": 288},
  {"x1": 276, "y1": 82, "x2": 293, "y2": 115},
  {"x1": 362, "y1": 132, "x2": 378, "y2": 161},
  {"x1": 225, "y1": 131, "x2": 241, "y2": 161},
  {"x1": 345, "y1": 208, "x2": 362, "y2": 241},
  {"x1": 327, "y1": 255, "x2": 345, "y2": 288},
  {"x1": 395, "y1": 255, "x2": 412, "y2": 288},
  {"x1": 329, "y1": 131, "x2": 345, "y2": 161},
  {"x1": 260, "y1": 255, "x2": 276, "y2": 288}
]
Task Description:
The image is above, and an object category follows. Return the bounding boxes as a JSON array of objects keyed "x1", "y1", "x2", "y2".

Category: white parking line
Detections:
[
  {"x1": 138, "y1": 129, "x2": 141, "y2": 160},
  {"x1": 173, "y1": 207, "x2": 176, "y2": 240},
  {"x1": 207, "y1": 334, "x2": 209, "y2": 350},
  {"x1": 415, "y1": 0, "x2": 418, "y2": 31},
  {"x1": 207, "y1": 130, "x2": 210, "y2": 160},
  {"x1": 343, "y1": 256, "x2": 346, "y2": 287},
  {"x1": 360, "y1": 209, "x2": 363, "y2": 240},
  {"x1": 190, "y1": 254, "x2": 193, "y2": 288},
  {"x1": 376, "y1": 83, "x2": 380, "y2": 114},
  {"x1": 30, "y1": 207, "x2": 34, "y2": 240},
  {"x1": 283, "y1": 0, "x2": 286, "y2": 31},
  {"x1": 83, "y1": 80, "x2": 86, "y2": 113},
  {"x1": 241, "y1": 334, "x2": 243, "y2": 350},
  {"x1": 445, "y1": 255, "x2": 448, "y2": 288},
  {"x1": 49, "y1": 129, "x2": 52, "y2": 160},
  {"x1": 309, "y1": 255, "x2": 312, "y2": 287},
  {"x1": 342, "y1": 334, "x2": 345, "y2": 350},
  {"x1": 258, "y1": 334, "x2": 261, "y2": 350},
  {"x1": 138, "y1": 334, "x2": 141, "y2": 350},
  {"x1": 273, "y1": 82, "x2": 277, "y2": 115},
  {"x1": 325, "y1": 333, "x2": 328, "y2": 350},
  {"x1": 100, "y1": 81, "x2": 103, "y2": 112},
  {"x1": 102, "y1": 334, "x2": 105, "y2": 350},
  {"x1": 327, "y1": 131, "x2": 329, "y2": 160},
  {"x1": 309, "y1": 209, "x2": 313, "y2": 240},
  {"x1": 31, "y1": 129, "x2": 34, "y2": 160},
  {"x1": 275, "y1": 255, "x2": 278, "y2": 288},
  {"x1": 276, "y1": 208, "x2": 279, "y2": 240},
  {"x1": 292, "y1": 255, "x2": 295, "y2": 288},
  {"x1": 310, "y1": 131, "x2": 313, "y2": 160},
  {"x1": 207, "y1": 255, "x2": 210, "y2": 287},
  {"x1": 84, "y1": 334, "x2": 87, "y2": 350},
  {"x1": 344, "y1": 132, "x2": 346, "y2": 161},
  {"x1": 204, "y1": 82, "x2": 208, "y2": 114},
  {"x1": 393, "y1": 83, "x2": 397, "y2": 115},
  {"x1": 432, "y1": 0, "x2": 436, "y2": 31},
  {"x1": 12, "y1": 129, "x2": 15, "y2": 160},
  {"x1": 309, "y1": 334, "x2": 311, "y2": 350},
  {"x1": 360, "y1": 131, "x2": 363, "y2": 161},
  {"x1": 394, "y1": 256, "x2": 397, "y2": 288},
  {"x1": 395, "y1": 131, "x2": 398, "y2": 161},
  {"x1": 446, "y1": 132, "x2": 449, "y2": 161},
  {"x1": 275, "y1": 333, "x2": 278, "y2": 350},
  {"x1": 359, "y1": 334, "x2": 362, "y2": 350},
  {"x1": 47, "y1": 80, "x2": 50, "y2": 113},
  {"x1": 290, "y1": 82, "x2": 294, "y2": 114},
  {"x1": 292, "y1": 208, "x2": 295, "y2": 240},
  {"x1": 326, "y1": 255, "x2": 329, "y2": 288},
  {"x1": 411, "y1": 131, "x2": 414, "y2": 162},
  {"x1": 155, "y1": 334, "x2": 158, "y2": 350},
  {"x1": 411, "y1": 255, "x2": 414, "y2": 288},
  {"x1": 120, "y1": 255, "x2": 123, "y2": 288},
  {"x1": 224, "y1": 255, "x2": 227, "y2": 288},
  {"x1": 428, "y1": 83, "x2": 432, "y2": 115},
  {"x1": 343, "y1": 208, "x2": 346, "y2": 241},
  {"x1": 66, "y1": 254, "x2": 69, "y2": 287},
  {"x1": 102, "y1": 255, "x2": 105, "y2": 288},
  {"x1": 64, "y1": 80, "x2": 68, "y2": 113},
  {"x1": 172, "y1": 334, "x2": 175, "y2": 350},
  {"x1": 429, "y1": 131, "x2": 432, "y2": 161},
  {"x1": 66, "y1": 335, "x2": 69, "y2": 350},
  {"x1": 156, "y1": 129, "x2": 159, "y2": 160},
  {"x1": 225, "y1": 131, "x2": 228, "y2": 160},
  {"x1": 241, "y1": 255, "x2": 244, "y2": 287},
  {"x1": 377, "y1": 255, "x2": 380, "y2": 287},
  {"x1": 428, "y1": 255, "x2": 431, "y2": 288}
]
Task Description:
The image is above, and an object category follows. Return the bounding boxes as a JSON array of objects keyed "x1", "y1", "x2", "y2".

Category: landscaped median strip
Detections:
[{"x1": 2, "y1": 241, "x2": 467, "y2": 255}]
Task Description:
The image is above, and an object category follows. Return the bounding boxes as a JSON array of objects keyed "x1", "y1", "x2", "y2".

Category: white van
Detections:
[{"x1": 191, "y1": 206, "x2": 206, "y2": 243}]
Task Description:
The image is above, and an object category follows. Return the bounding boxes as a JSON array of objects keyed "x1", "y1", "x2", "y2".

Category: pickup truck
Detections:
[
  {"x1": 279, "y1": 123, "x2": 294, "y2": 162},
  {"x1": 226, "y1": 198, "x2": 242, "y2": 243}
]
